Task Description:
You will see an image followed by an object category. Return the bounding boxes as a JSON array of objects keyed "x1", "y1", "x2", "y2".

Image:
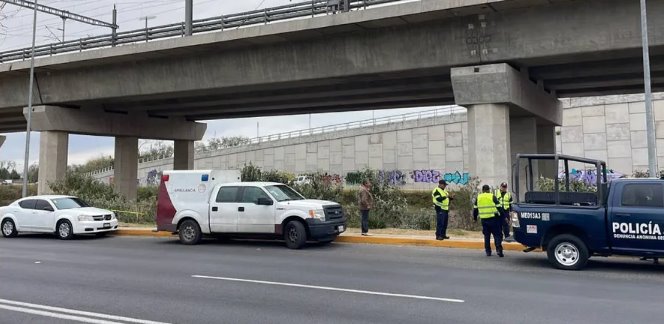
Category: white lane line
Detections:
[
  {"x1": 0, "y1": 304, "x2": 122, "y2": 324},
  {"x1": 0, "y1": 298, "x2": 171, "y2": 324},
  {"x1": 192, "y1": 275, "x2": 465, "y2": 303}
]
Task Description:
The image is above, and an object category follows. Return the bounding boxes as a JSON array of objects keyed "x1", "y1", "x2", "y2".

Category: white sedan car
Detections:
[{"x1": 0, "y1": 195, "x2": 118, "y2": 240}]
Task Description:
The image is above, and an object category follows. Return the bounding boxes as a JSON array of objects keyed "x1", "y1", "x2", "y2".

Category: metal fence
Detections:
[
  {"x1": 0, "y1": 0, "x2": 410, "y2": 63},
  {"x1": 85, "y1": 105, "x2": 466, "y2": 176}
]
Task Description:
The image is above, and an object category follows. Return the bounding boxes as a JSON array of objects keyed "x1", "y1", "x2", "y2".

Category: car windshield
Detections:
[
  {"x1": 51, "y1": 197, "x2": 90, "y2": 210},
  {"x1": 265, "y1": 185, "x2": 305, "y2": 202}
]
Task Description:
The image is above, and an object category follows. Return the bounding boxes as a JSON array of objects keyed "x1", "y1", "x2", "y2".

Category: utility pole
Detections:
[
  {"x1": 21, "y1": 0, "x2": 37, "y2": 197},
  {"x1": 0, "y1": 0, "x2": 117, "y2": 29},
  {"x1": 185, "y1": 0, "x2": 193, "y2": 36},
  {"x1": 640, "y1": 0, "x2": 658, "y2": 177}
]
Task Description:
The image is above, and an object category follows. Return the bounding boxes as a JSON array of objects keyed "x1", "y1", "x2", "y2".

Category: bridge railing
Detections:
[
  {"x1": 85, "y1": 105, "x2": 466, "y2": 177},
  {"x1": 0, "y1": 0, "x2": 410, "y2": 63}
]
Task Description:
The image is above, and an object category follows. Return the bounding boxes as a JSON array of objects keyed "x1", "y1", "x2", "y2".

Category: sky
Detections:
[{"x1": 0, "y1": 0, "x2": 441, "y2": 170}]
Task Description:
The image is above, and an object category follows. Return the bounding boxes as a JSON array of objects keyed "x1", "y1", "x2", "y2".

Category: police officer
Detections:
[
  {"x1": 474, "y1": 185, "x2": 504, "y2": 257},
  {"x1": 432, "y1": 180, "x2": 452, "y2": 240},
  {"x1": 494, "y1": 182, "x2": 513, "y2": 240}
]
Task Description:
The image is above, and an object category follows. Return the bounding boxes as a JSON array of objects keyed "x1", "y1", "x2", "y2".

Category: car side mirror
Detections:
[
  {"x1": 257, "y1": 197, "x2": 274, "y2": 206},
  {"x1": 43, "y1": 207, "x2": 54, "y2": 212}
]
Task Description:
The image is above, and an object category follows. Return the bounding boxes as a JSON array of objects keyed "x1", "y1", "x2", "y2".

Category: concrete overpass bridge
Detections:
[{"x1": 0, "y1": 0, "x2": 662, "y2": 198}]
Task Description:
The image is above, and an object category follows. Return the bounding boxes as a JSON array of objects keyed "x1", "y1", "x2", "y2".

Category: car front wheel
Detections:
[
  {"x1": 284, "y1": 221, "x2": 307, "y2": 249},
  {"x1": 56, "y1": 220, "x2": 74, "y2": 240},
  {"x1": 1, "y1": 219, "x2": 18, "y2": 238}
]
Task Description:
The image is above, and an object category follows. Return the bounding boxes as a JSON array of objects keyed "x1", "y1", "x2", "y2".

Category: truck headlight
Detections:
[
  {"x1": 78, "y1": 215, "x2": 94, "y2": 221},
  {"x1": 308, "y1": 209, "x2": 325, "y2": 221},
  {"x1": 510, "y1": 211, "x2": 520, "y2": 228}
]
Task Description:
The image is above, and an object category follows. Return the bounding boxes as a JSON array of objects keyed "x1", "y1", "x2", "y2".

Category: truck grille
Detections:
[{"x1": 323, "y1": 206, "x2": 344, "y2": 219}]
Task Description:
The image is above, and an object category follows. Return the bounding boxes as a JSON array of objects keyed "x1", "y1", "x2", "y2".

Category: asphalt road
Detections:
[{"x1": 1, "y1": 235, "x2": 663, "y2": 324}]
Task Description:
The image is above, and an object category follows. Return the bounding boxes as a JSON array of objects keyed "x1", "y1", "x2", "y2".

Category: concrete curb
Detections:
[{"x1": 113, "y1": 228, "x2": 527, "y2": 251}]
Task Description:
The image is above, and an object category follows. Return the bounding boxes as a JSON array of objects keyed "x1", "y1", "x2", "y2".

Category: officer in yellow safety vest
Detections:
[
  {"x1": 432, "y1": 180, "x2": 453, "y2": 240},
  {"x1": 494, "y1": 182, "x2": 514, "y2": 240},
  {"x1": 474, "y1": 185, "x2": 504, "y2": 257}
]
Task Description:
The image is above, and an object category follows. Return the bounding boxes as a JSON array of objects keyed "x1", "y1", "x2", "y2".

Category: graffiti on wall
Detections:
[
  {"x1": 146, "y1": 169, "x2": 160, "y2": 186},
  {"x1": 411, "y1": 170, "x2": 441, "y2": 183},
  {"x1": 321, "y1": 173, "x2": 343, "y2": 185},
  {"x1": 378, "y1": 170, "x2": 407, "y2": 186},
  {"x1": 557, "y1": 168, "x2": 624, "y2": 186},
  {"x1": 410, "y1": 170, "x2": 470, "y2": 185},
  {"x1": 345, "y1": 171, "x2": 364, "y2": 185},
  {"x1": 443, "y1": 171, "x2": 470, "y2": 185}
]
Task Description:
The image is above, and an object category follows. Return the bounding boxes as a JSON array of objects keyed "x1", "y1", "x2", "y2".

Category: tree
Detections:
[
  {"x1": 9, "y1": 169, "x2": 20, "y2": 180},
  {"x1": 27, "y1": 164, "x2": 39, "y2": 183},
  {"x1": 70, "y1": 155, "x2": 114, "y2": 174},
  {"x1": 140, "y1": 142, "x2": 174, "y2": 161}
]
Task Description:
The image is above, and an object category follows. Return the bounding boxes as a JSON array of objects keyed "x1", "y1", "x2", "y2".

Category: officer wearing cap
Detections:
[
  {"x1": 494, "y1": 182, "x2": 513, "y2": 240},
  {"x1": 432, "y1": 180, "x2": 452, "y2": 240},
  {"x1": 474, "y1": 184, "x2": 504, "y2": 257}
]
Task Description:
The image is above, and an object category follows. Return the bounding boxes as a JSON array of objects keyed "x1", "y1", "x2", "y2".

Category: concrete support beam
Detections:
[
  {"x1": 537, "y1": 125, "x2": 557, "y2": 180},
  {"x1": 451, "y1": 63, "x2": 562, "y2": 125},
  {"x1": 510, "y1": 117, "x2": 538, "y2": 199},
  {"x1": 25, "y1": 106, "x2": 206, "y2": 141},
  {"x1": 467, "y1": 104, "x2": 511, "y2": 188},
  {"x1": 174, "y1": 140, "x2": 194, "y2": 170},
  {"x1": 38, "y1": 131, "x2": 68, "y2": 194},
  {"x1": 114, "y1": 137, "x2": 138, "y2": 201}
]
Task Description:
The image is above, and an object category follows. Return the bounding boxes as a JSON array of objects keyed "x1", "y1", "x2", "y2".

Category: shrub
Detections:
[{"x1": 0, "y1": 184, "x2": 37, "y2": 206}]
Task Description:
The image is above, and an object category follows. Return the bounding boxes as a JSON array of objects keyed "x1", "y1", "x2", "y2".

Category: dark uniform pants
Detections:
[
  {"x1": 481, "y1": 217, "x2": 503, "y2": 254},
  {"x1": 500, "y1": 210, "x2": 510, "y2": 237},
  {"x1": 435, "y1": 208, "x2": 448, "y2": 238}
]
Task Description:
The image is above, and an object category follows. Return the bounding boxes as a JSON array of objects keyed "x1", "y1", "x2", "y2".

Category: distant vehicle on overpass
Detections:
[{"x1": 512, "y1": 154, "x2": 664, "y2": 270}]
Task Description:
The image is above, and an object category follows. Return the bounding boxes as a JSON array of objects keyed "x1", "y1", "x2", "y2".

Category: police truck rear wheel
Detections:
[
  {"x1": 547, "y1": 234, "x2": 589, "y2": 270},
  {"x1": 179, "y1": 219, "x2": 202, "y2": 245},
  {"x1": 284, "y1": 221, "x2": 307, "y2": 249}
]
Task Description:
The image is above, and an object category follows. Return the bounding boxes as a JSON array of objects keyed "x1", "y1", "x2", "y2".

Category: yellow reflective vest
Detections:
[
  {"x1": 432, "y1": 187, "x2": 449, "y2": 211},
  {"x1": 475, "y1": 193, "x2": 499, "y2": 219},
  {"x1": 494, "y1": 189, "x2": 512, "y2": 210}
]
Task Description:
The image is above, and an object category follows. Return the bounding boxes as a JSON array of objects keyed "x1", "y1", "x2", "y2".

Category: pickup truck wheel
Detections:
[
  {"x1": 179, "y1": 220, "x2": 202, "y2": 245},
  {"x1": 284, "y1": 221, "x2": 307, "y2": 249},
  {"x1": 1, "y1": 219, "x2": 18, "y2": 238},
  {"x1": 547, "y1": 234, "x2": 589, "y2": 270},
  {"x1": 56, "y1": 220, "x2": 74, "y2": 240}
]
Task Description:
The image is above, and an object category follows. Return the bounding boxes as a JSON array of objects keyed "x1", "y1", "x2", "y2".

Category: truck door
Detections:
[
  {"x1": 209, "y1": 186, "x2": 241, "y2": 233},
  {"x1": 237, "y1": 186, "x2": 275, "y2": 233},
  {"x1": 609, "y1": 182, "x2": 664, "y2": 253}
]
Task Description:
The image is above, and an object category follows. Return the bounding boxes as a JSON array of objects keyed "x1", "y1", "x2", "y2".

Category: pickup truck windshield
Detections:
[
  {"x1": 52, "y1": 197, "x2": 90, "y2": 210},
  {"x1": 265, "y1": 185, "x2": 305, "y2": 202}
]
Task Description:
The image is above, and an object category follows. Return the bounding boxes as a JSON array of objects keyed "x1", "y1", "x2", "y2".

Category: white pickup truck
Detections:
[{"x1": 155, "y1": 170, "x2": 346, "y2": 249}]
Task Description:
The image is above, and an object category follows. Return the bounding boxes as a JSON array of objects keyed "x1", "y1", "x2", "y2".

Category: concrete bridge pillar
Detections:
[
  {"x1": 451, "y1": 63, "x2": 562, "y2": 189},
  {"x1": 174, "y1": 140, "x2": 194, "y2": 170},
  {"x1": 114, "y1": 137, "x2": 138, "y2": 201},
  {"x1": 38, "y1": 131, "x2": 69, "y2": 194}
]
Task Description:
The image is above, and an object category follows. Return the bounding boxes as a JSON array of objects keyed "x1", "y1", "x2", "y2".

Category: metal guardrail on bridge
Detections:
[
  {"x1": 0, "y1": 0, "x2": 410, "y2": 63},
  {"x1": 85, "y1": 105, "x2": 465, "y2": 176}
]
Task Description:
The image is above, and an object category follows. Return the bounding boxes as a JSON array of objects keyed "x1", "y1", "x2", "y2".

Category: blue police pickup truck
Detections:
[{"x1": 511, "y1": 154, "x2": 664, "y2": 270}]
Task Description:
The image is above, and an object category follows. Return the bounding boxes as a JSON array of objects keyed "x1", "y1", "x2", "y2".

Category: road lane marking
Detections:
[
  {"x1": 192, "y1": 275, "x2": 465, "y2": 303},
  {"x1": 0, "y1": 298, "x2": 171, "y2": 324},
  {"x1": 0, "y1": 304, "x2": 122, "y2": 324}
]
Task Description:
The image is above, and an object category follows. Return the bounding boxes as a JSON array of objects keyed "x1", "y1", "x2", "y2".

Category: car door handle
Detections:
[
  {"x1": 615, "y1": 213, "x2": 630, "y2": 217},
  {"x1": 211, "y1": 207, "x2": 218, "y2": 212},
  {"x1": 238, "y1": 207, "x2": 245, "y2": 212}
]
